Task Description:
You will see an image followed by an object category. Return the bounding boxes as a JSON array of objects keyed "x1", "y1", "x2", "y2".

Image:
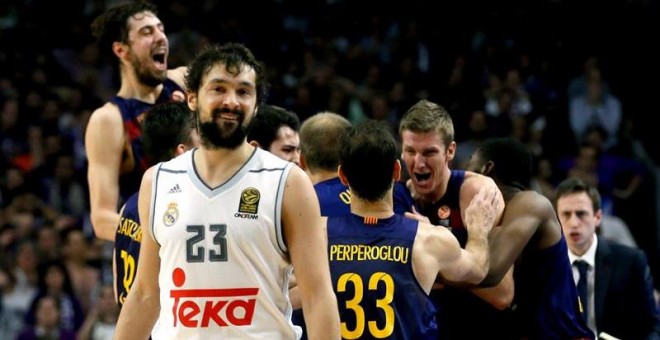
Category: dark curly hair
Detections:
[
  {"x1": 248, "y1": 105, "x2": 300, "y2": 150},
  {"x1": 90, "y1": 1, "x2": 158, "y2": 59},
  {"x1": 185, "y1": 42, "x2": 269, "y2": 107}
]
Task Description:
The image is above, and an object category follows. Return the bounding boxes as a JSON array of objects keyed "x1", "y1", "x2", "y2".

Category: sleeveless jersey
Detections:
[
  {"x1": 314, "y1": 177, "x2": 415, "y2": 216},
  {"x1": 512, "y1": 235, "x2": 594, "y2": 339},
  {"x1": 111, "y1": 78, "x2": 184, "y2": 202},
  {"x1": 327, "y1": 213, "x2": 438, "y2": 340},
  {"x1": 114, "y1": 192, "x2": 141, "y2": 307},
  {"x1": 149, "y1": 148, "x2": 301, "y2": 339},
  {"x1": 420, "y1": 170, "x2": 514, "y2": 339},
  {"x1": 417, "y1": 170, "x2": 466, "y2": 246}
]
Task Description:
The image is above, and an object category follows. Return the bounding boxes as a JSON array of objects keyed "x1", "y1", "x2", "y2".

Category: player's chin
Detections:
[{"x1": 412, "y1": 181, "x2": 433, "y2": 195}]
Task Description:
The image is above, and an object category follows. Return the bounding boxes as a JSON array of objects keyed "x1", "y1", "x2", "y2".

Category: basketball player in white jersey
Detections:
[{"x1": 114, "y1": 42, "x2": 341, "y2": 339}]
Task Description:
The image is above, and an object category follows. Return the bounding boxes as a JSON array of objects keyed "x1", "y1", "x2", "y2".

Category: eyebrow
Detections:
[{"x1": 280, "y1": 144, "x2": 299, "y2": 149}]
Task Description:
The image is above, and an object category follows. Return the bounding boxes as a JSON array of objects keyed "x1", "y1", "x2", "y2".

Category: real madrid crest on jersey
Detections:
[{"x1": 163, "y1": 202, "x2": 179, "y2": 226}]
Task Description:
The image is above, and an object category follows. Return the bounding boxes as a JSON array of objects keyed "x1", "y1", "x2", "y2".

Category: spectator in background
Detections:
[
  {"x1": 43, "y1": 154, "x2": 87, "y2": 219},
  {"x1": 0, "y1": 262, "x2": 32, "y2": 340},
  {"x1": 569, "y1": 77, "x2": 621, "y2": 150},
  {"x1": 453, "y1": 109, "x2": 490, "y2": 170},
  {"x1": 77, "y1": 284, "x2": 118, "y2": 340},
  {"x1": 25, "y1": 260, "x2": 84, "y2": 333},
  {"x1": 60, "y1": 227, "x2": 100, "y2": 313},
  {"x1": 248, "y1": 104, "x2": 302, "y2": 166},
  {"x1": 559, "y1": 134, "x2": 645, "y2": 217},
  {"x1": 599, "y1": 214, "x2": 638, "y2": 249},
  {"x1": 555, "y1": 177, "x2": 660, "y2": 339},
  {"x1": 16, "y1": 294, "x2": 76, "y2": 340},
  {"x1": 35, "y1": 225, "x2": 61, "y2": 262},
  {"x1": 530, "y1": 156, "x2": 557, "y2": 203},
  {"x1": 567, "y1": 56, "x2": 611, "y2": 101}
]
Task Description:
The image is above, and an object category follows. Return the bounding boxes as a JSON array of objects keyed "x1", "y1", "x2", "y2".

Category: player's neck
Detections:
[
  {"x1": 117, "y1": 70, "x2": 163, "y2": 103},
  {"x1": 499, "y1": 185, "x2": 522, "y2": 203},
  {"x1": 194, "y1": 143, "x2": 255, "y2": 188},
  {"x1": 306, "y1": 169, "x2": 338, "y2": 185},
  {"x1": 349, "y1": 192, "x2": 395, "y2": 219}
]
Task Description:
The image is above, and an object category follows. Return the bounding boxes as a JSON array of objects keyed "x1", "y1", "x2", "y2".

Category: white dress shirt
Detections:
[{"x1": 568, "y1": 234, "x2": 598, "y2": 336}]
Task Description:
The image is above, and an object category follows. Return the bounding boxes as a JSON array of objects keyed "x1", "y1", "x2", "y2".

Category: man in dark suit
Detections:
[{"x1": 556, "y1": 177, "x2": 660, "y2": 339}]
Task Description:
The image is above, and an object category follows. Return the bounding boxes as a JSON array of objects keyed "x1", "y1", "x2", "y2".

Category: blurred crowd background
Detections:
[{"x1": 1, "y1": 0, "x2": 659, "y2": 338}]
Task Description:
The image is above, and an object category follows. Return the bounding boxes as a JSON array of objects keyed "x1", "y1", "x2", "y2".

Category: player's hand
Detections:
[
  {"x1": 171, "y1": 90, "x2": 186, "y2": 102},
  {"x1": 404, "y1": 205, "x2": 430, "y2": 224},
  {"x1": 406, "y1": 178, "x2": 419, "y2": 201},
  {"x1": 464, "y1": 186, "x2": 500, "y2": 234}
]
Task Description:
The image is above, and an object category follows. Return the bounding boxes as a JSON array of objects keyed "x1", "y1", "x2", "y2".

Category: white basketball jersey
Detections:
[{"x1": 149, "y1": 148, "x2": 301, "y2": 339}]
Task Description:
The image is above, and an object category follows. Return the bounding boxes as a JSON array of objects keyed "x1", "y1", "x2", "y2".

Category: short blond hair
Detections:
[{"x1": 399, "y1": 100, "x2": 455, "y2": 147}]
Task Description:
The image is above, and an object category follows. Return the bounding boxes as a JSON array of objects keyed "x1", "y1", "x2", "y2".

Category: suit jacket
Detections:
[{"x1": 595, "y1": 237, "x2": 660, "y2": 339}]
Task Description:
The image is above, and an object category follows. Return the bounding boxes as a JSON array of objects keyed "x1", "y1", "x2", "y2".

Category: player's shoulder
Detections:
[
  {"x1": 506, "y1": 190, "x2": 556, "y2": 219},
  {"x1": 461, "y1": 171, "x2": 498, "y2": 195},
  {"x1": 88, "y1": 101, "x2": 122, "y2": 124},
  {"x1": 159, "y1": 149, "x2": 193, "y2": 171},
  {"x1": 602, "y1": 237, "x2": 645, "y2": 259},
  {"x1": 85, "y1": 102, "x2": 123, "y2": 147},
  {"x1": 167, "y1": 66, "x2": 188, "y2": 90},
  {"x1": 463, "y1": 170, "x2": 494, "y2": 184},
  {"x1": 510, "y1": 190, "x2": 554, "y2": 211},
  {"x1": 255, "y1": 147, "x2": 292, "y2": 169}
]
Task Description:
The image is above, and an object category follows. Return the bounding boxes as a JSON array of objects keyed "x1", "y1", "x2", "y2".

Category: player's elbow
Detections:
[
  {"x1": 90, "y1": 210, "x2": 115, "y2": 241},
  {"x1": 490, "y1": 293, "x2": 513, "y2": 311},
  {"x1": 479, "y1": 272, "x2": 504, "y2": 287}
]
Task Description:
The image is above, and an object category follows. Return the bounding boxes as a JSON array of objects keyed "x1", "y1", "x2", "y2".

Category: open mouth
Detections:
[
  {"x1": 153, "y1": 53, "x2": 166, "y2": 69},
  {"x1": 414, "y1": 173, "x2": 431, "y2": 184}
]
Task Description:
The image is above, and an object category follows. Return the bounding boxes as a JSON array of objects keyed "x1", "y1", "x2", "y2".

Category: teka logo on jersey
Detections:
[{"x1": 170, "y1": 267, "x2": 259, "y2": 328}]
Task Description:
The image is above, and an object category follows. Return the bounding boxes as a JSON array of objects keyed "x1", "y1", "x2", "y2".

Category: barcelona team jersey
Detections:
[
  {"x1": 114, "y1": 192, "x2": 141, "y2": 307},
  {"x1": 421, "y1": 170, "x2": 514, "y2": 338},
  {"x1": 314, "y1": 177, "x2": 415, "y2": 217},
  {"x1": 512, "y1": 235, "x2": 594, "y2": 339},
  {"x1": 110, "y1": 78, "x2": 184, "y2": 203},
  {"x1": 416, "y1": 170, "x2": 467, "y2": 246},
  {"x1": 327, "y1": 213, "x2": 438, "y2": 340}
]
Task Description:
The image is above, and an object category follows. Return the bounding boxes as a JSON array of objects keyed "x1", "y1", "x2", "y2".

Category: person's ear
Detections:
[
  {"x1": 249, "y1": 140, "x2": 261, "y2": 148},
  {"x1": 446, "y1": 141, "x2": 457, "y2": 161},
  {"x1": 338, "y1": 165, "x2": 349, "y2": 186},
  {"x1": 299, "y1": 154, "x2": 307, "y2": 171},
  {"x1": 112, "y1": 41, "x2": 126, "y2": 59},
  {"x1": 174, "y1": 144, "x2": 187, "y2": 156},
  {"x1": 393, "y1": 160, "x2": 401, "y2": 181},
  {"x1": 483, "y1": 160, "x2": 495, "y2": 176},
  {"x1": 187, "y1": 94, "x2": 197, "y2": 112},
  {"x1": 594, "y1": 208, "x2": 602, "y2": 227}
]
